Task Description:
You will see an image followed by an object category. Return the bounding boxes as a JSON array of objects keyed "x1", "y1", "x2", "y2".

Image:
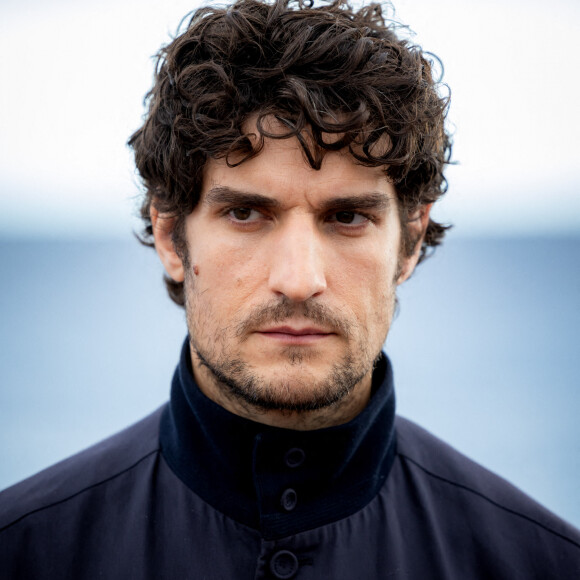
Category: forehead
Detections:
[{"x1": 201, "y1": 134, "x2": 397, "y2": 208}]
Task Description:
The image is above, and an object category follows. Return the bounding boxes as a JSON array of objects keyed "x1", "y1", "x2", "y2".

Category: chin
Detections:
[{"x1": 219, "y1": 355, "x2": 370, "y2": 413}]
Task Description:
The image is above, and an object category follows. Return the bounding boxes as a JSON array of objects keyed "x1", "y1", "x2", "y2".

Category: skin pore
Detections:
[{"x1": 153, "y1": 129, "x2": 430, "y2": 430}]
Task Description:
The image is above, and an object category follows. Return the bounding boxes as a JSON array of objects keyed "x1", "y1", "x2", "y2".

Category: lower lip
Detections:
[{"x1": 257, "y1": 332, "x2": 333, "y2": 345}]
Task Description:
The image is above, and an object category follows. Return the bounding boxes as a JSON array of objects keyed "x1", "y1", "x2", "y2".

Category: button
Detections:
[
  {"x1": 280, "y1": 488, "x2": 297, "y2": 511},
  {"x1": 284, "y1": 447, "x2": 305, "y2": 468},
  {"x1": 269, "y1": 550, "x2": 299, "y2": 579}
]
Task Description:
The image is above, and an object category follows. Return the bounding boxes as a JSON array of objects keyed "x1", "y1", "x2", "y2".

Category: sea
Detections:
[{"x1": 0, "y1": 236, "x2": 579, "y2": 528}]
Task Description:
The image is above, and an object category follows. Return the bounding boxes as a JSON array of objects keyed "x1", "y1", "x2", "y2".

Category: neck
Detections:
[{"x1": 160, "y1": 340, "x2": 398, "y2": 537}]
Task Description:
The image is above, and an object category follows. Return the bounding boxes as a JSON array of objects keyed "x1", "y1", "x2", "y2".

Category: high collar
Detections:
[{"x1": 160, "y1": 338, "x2": 397, "y2": 540}]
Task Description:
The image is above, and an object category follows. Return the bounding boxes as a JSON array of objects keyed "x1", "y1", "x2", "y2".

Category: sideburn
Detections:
[
  {"x1": 397, "y1": 203, "x2": 422, "y2": 260},
  {"x1": 163, "y1": 214, "x2": 189, "y2": 307}
]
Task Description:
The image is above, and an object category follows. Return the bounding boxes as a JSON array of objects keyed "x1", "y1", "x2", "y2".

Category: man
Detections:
[{"x1": 1, "y1": 0, "x2": 579, "y2": 577}]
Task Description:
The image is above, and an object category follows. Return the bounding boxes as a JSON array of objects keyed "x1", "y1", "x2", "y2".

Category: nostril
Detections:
[{"x1": 268, "y1": 267, "x2": 326, "y2": 303}]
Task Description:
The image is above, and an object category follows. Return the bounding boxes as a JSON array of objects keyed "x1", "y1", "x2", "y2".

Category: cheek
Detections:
[
  {"x1": 193, "y1": 237, "x2": 266, "y2": 306},
  {"x1": 332, "y1": 238, "x2": 398, "y2": 309}
]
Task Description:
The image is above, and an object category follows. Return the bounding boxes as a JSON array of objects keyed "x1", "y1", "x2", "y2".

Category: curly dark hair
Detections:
[{"x1": 128, "y1": 0, "x2": 452, "y2": 306}]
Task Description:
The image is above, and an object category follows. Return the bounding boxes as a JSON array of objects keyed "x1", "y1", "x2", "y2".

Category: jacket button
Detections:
[
  {"x1": 280, "y1": 488, "x2": 297, "y2": 511},
  {"x1": 285, "y1": 447, "x2": 305, "y2": 468},
  {"x1": 270, "y1": 550, "x2": 299, "y2": 579}
]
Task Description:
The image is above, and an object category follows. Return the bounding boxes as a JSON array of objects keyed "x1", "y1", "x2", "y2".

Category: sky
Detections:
[{"x1": 1, "y1": 0, "x2": 579, "y2": 238}]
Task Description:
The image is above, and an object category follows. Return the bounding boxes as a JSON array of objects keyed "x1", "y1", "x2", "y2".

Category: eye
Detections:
[
  {"x1": 228, "y1": 207, "x2": 261, "y2": 222},
  {"x1": 332, "y1": 211, "x2": 368, "y2": 225}
]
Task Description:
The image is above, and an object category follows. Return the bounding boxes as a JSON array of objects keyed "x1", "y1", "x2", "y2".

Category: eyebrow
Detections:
[
  {"x1": 318, "y1": 192, "x2": 392, "y2": 213},
  {"x1": 204, "y1": 187, "x2": 281, "y2": 210},
  {"x1": 203, "y1": 186, "x2": 392, "y2": 212}
]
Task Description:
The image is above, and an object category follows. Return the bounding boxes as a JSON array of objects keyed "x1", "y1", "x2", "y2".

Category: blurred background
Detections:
[{"x1": 1, "y1": 0, "x2": 579, "y2": 527}]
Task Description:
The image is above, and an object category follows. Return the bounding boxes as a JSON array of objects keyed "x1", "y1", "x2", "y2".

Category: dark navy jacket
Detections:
[{"x1": 1, "y1": 342, "x2": 579, "y2": 578}]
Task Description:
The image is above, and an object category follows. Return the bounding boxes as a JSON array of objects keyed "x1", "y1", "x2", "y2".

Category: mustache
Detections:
[{"x1": 235, "y1": 298, "x2": 353, "y2": 339}]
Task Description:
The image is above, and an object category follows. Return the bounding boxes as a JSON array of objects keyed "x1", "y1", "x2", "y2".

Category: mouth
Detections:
[{"x1": 256, "y1": 325, "x2": 335, "y2": 345}]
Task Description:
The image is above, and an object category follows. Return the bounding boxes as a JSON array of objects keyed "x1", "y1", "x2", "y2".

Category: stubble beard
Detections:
[{"x1": 184, "y1": 275, "x2": 395, "y2": 414}]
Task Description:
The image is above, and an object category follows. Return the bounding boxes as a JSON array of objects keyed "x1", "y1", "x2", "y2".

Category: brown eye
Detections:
[
  {"x1": 333, "y1": 211, "x2": 367, "y2": 225},
  {"x1": 231, "y1": 208, "x2": 253, "y2": 221},
  {"x1": 336, "y1": 211, "x2": 356, "y2": 224}
]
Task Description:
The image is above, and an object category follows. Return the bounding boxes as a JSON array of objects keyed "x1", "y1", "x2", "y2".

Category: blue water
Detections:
[{"x1": 1, "y1": 237, "x2": 579, "y2": 528}]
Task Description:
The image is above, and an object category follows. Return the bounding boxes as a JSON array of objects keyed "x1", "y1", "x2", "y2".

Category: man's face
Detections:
[{"x1": 155, "y1": 129, "x2": 427, "y2": 428}]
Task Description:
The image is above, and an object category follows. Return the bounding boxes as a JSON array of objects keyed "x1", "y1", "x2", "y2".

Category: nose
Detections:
[{"x1": 268, "y1": 217, "x2": 327, "y2": 302}]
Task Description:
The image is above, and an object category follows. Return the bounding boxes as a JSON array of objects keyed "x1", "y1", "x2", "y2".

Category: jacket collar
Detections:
[{"x1": 160, "y1": 338, "x2": 397, "y2": 539}]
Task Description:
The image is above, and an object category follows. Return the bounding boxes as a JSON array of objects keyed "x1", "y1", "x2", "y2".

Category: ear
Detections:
[
  {"x1": 151, "y1": 205, "x2": 185, "y2": 283},
  {"x1": 396, "y1": 203, "x2": 433, "y2": 285}
]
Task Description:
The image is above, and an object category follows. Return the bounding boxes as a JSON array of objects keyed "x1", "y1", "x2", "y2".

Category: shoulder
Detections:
[
  {"x1": 393, "y1": 415, "x2": 580, "y2": 550},
  {"x1": 0, "y1": 405, "x2": 165, "y2": 533}
]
